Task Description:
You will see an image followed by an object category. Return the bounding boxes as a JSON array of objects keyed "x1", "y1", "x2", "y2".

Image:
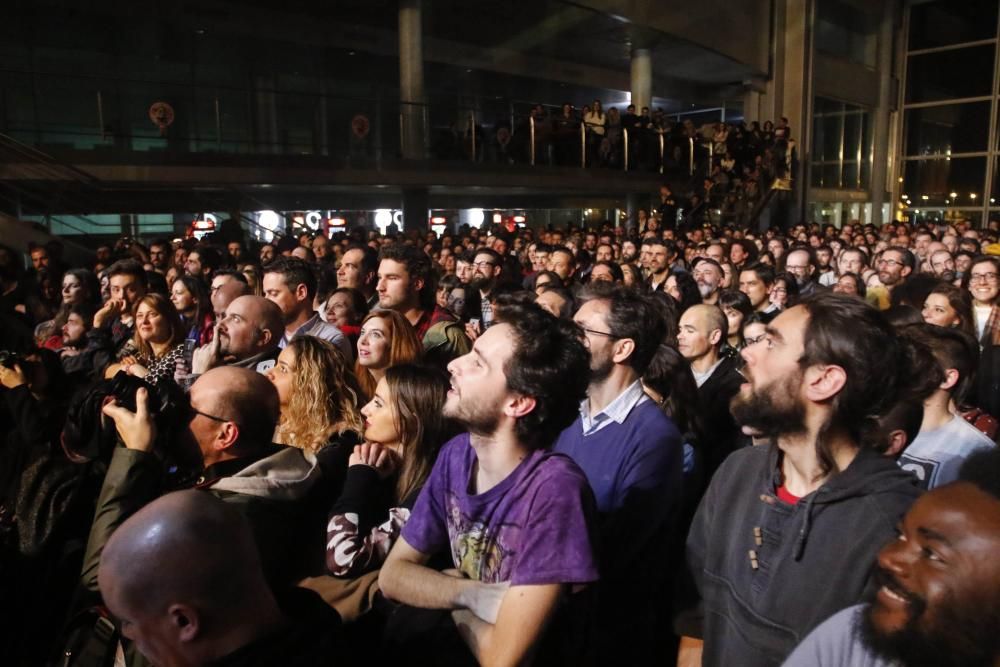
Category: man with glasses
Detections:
[
  {"x1": 785, "y1": 247, "x2": 820, "y2": 298},
  {"x1": 191, "y1": 295, "x2": 283, "y2": 377},
  {"x1": 553, "y1": 283, "x2": 683, "y2": 664},
  {"x1": 83, "y1": 366, "x2": 325, "y2": 594},
  {"x1": 969, "y1": 256, "x2": 1000, "y2": 419},
  {"x1": 876, "y1": 247, "x2": 915, "y2": 301},
  {"x1": 470, "y1": 248, "x2": 503, "y2": 330}
]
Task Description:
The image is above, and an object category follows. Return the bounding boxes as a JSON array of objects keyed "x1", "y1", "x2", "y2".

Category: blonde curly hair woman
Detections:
[{"x1": 266, "y1": 336, "x2": 364, "y2": 453}]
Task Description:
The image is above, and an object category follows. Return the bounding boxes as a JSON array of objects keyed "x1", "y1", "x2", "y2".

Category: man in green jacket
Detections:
[{"x1": 82, "y1": 366, "x2": 324, "y2": 593}]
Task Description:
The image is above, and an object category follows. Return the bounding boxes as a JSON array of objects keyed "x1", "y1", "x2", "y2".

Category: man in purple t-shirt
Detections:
[{"x1": 380, "y1": 302, "x2": 598, "y2": 666}]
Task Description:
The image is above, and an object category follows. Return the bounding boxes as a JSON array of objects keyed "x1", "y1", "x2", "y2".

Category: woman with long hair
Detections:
[
  {"x1": 266, "y1": 336, "x2": 364, "y2": 454},
  {"x1": 354, "y1": 310, "x2": 422, "y2": 401},
  {"x1": 170, "y1": 275, "x2": 214, "y2": 345},
  {"x1": 922, "y1": 280, "x2": 975, "y2": 337},
  {"x1": 104, "y1": 293, "x2": 186, "y2": 384},
  {"x1": 326, "y1": 363, "x2": 455, "y2": 577}
]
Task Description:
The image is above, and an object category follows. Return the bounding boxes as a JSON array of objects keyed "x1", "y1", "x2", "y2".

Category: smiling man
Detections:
[
  {"x1": 782, "y1": 448, "x2": 1000, "y2": 667},
  {"x1": 676, "y1": 293, "x2": 927, "y2": 667}
]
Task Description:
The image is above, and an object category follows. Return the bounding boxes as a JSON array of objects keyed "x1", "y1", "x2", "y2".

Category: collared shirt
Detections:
[
  {"x1": 280, "y1": 313, "x2": 353, "y2": 362},
  {"x1": 579, "y1": 379, "x2": 650, "y2": 436}
]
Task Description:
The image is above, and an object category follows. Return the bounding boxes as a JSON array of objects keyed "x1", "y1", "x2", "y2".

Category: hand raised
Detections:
[{"x1": 101, "y1": 387, "x2": 156, "y2": 452}]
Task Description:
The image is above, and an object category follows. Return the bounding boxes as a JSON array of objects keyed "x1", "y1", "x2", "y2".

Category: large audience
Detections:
[{"x1": 1, "y1": 204, "x2": 1000, "y2": 667}]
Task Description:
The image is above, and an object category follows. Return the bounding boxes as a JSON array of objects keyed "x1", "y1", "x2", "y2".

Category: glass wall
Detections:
[
  {"x1": 811, "y1": 97, "x2": 873, "y2": 190},
  {"x1": 898, "y1": 0, "x2": 1000, "y2": 227}
]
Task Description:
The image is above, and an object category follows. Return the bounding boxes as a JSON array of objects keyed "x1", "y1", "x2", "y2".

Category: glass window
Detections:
[
  {"x1": 816, "y1": 0, "x2": 877, "y2": 67},
  {"x1": 909, "y1": 0, "x2": 998, "y2": 51},
  {"x1": 905, "y1": 102, "x2": 991, "y2": 156},
  {"x1": 902, "y1": 157, "x2": 987, "y2": 207},
  {"x1": 906, "y1": 45, "x2": 995, "y2": 103}
]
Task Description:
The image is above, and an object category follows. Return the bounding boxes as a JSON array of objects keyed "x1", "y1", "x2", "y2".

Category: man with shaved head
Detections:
[
  {"x1": 676, "y1": 304, "x2": 745, "y2": 481},
  {"x1": 210, "y1": 277, "x2": 250, "y2": 320},
  {"x1": 99, "y1": 490, "x2": 340, "y2": 666},
  {"x1": 191, "y1": 295, "x2": 283, "y2": 376},
  {"x1": 82, "y1": 366, "x2": 325, "y2": 592}
]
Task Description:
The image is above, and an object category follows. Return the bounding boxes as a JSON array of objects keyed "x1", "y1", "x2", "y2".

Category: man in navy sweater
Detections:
[{"x1": 554, "y1": 282, "x2": 684, "y2": 663}]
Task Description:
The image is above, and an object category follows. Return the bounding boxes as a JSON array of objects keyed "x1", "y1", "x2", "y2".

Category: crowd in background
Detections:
[{"x1": 1, "y1": 202, "x2": 1000, "y2": 666}]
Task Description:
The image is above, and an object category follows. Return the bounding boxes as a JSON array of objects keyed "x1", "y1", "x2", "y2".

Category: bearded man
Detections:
[{"x1": 675, "y1": 293, "x2": 929, "y2": 667}]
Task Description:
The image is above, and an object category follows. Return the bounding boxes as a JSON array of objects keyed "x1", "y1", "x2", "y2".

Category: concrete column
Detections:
[
  {"x1": 772, "y1": 0, "x2": 813, "y2": 226},
  {"x1": 399, "y1": 0, "x2": 426, "y2": 159},
  {"x1": 401, "y1": 188, "x2": 429, "y2": 232},
  {"x1": 630, "y1": 48, "x2": 652, "y2": 112},
  {"x1": 870, "y1": 1, "x2": 895, "y2": 227},
  {"x1": 625, "y1": 192, "x2": 639, "y2": 234}
]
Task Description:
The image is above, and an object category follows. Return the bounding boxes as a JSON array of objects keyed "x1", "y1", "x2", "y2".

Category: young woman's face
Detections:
[
  {"x1": 62, "y1": 274, "x2": 85, "y2": 305},
  {"x1": 266, "y1": 346, "x2": 296, "y2": 408},
  {"x1": 357, "y1": 317, "x2": 391, "y2": 369},
  {"x1": 360, "y1": 377, "x2": 400, "y2": 445},
  {"x1": 170, "y1": 280, "x2": 195, "y2": 314},
  {"x1": 723, "y1": 306, "x2": 744, "y2": 339},
  {"x1": 135, "y1": 303, "x2": 169, "y2": 344},
  {"x1": 922, "y1": 293, "x2": 960, "y2": 328}
]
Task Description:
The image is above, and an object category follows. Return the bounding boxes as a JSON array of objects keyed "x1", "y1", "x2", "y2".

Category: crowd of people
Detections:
[
  {"x1": 444, "y1": 104, "x2": 795, "y2": 226},
  {"x1": 1, "y1": 203, "x2": 1000, "y2": 666}
]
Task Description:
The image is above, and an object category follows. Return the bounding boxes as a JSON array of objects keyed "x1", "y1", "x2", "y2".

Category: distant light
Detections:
[
  {"x1": 492, "y1": 213, "x2": 502, "y2": 223},
  {"x1": 329, "y1": 217, "x2": 346, "y2": 227},
  {"x1": 513, "y1": 215, "x2": 526, "y2": 223},
  {"x1": 431, "y1": 216, "x2": 446, "y2": 224},
  {"x1": 950, "y1": 192, "x2": 958, "y2": 198},
  {"x1": 468, "y1": 209, "x2": 485, "y2": 227},
  {"x1": 921, "y1": 195, "x2": 929, "y2": 201},
  {"x1": 971, "y1": 193, "x2": 977, "y2": 200}
]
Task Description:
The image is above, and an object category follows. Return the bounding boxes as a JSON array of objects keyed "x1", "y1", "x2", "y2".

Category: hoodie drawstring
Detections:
[{"x1": 793, "y1": 488, "x2": 824, "y2": 561}]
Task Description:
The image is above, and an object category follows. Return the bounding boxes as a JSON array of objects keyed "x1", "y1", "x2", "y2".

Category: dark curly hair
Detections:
[
  {"x1": 797, "y1": 292, "x2": 941, "y2": 475},
  {"x1": 494, "y1": 302, "x2": 590, "y2": 450}
]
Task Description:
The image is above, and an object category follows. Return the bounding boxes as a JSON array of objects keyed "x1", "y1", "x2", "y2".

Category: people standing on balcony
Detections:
[
  {"x1": 584, "y1": 99, "x2": 606, "y2": 167},
  {"x1": 552, "y1": 102, "x2": 579, "y2": 166}
]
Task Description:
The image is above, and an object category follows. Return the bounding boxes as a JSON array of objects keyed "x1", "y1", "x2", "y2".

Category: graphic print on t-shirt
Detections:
[{"x1": 446, "y1": 491, "x2": 516, "y2": 582}]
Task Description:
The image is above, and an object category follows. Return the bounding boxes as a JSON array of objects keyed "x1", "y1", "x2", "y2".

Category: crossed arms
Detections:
[{"x1": 379, "y1": 537, "x2": 565, "y2": 667}]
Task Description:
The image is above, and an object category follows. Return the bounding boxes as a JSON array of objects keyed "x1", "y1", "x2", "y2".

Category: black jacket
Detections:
[
  {"x1": 696, "y1": 354, "x2": 747, "y2": 483},
  {"x1": 678, "y1": 444, "x2": 921, "y2": 667}
]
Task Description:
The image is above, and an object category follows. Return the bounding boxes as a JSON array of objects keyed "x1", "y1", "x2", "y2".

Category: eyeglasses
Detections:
[
  {"x1": 970, "y1": 272, "x2": 999, "y2": 283},
  {"x1": 188, "y1": 405, "x2": 231, "y2": 424},
  {"x1": 472, "y1": 261, "x2": 497, "y2": 269},
  {"x1": 878, "y1": 258, "x2": 904, "y2": 268},
  {"x1": 577, "y1": 326, "x2": 619, "y2": 339},
  {"x1": 745, "y1": 334, "x2": 767, "y2": 346}
]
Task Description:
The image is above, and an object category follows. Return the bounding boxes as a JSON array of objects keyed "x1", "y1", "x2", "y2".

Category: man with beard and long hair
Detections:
[
  {"x1": 782, "y1": 448, "x2": 1000, "y2": 667},
  {"x1": 675, "y1": 292, "x2": 937, "y2": 667},
  {"x1": 379, "y1": 302, "x2": 599, "y2": 666},
  {"x1": 553, "y1": 283, "x2": 683, "y2": 664}
]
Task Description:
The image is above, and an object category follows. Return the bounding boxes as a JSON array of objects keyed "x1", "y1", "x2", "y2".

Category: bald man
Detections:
[
  {"x1": 210, "y1": 278, "x2": 250, "y2": 320},
  {"x1": 677, "y1": 304, "x2": 747, "y2": 481},
  {"x1": 100, "y1": 490, "x2": 341, "y2": 666},
  {"x1": 191, "y1": 295, "x2": 283, "y2": 376},
  {"x1": 82, "y1": 367, "x2": 325, "y2": 592}
]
